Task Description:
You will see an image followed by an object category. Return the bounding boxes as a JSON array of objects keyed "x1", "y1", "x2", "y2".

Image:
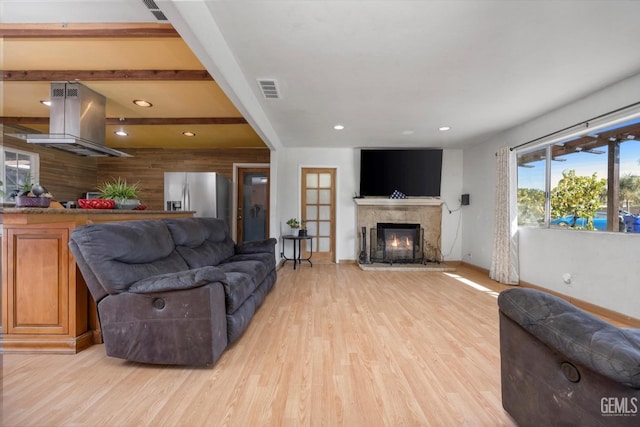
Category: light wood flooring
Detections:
[{"x1": 1, "y1": 264, "x2": 517, "y2": 426}]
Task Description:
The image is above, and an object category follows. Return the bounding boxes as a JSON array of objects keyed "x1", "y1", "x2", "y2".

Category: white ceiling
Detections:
[{"x1": 5, "y1": 0, "x2": 640, "y2": 151}]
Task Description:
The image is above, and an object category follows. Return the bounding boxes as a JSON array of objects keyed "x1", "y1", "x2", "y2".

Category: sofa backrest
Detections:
[
  {"x1": 163, "y1": 217, "x2": 236, "y2": 268},
  {"x1": 70, "y1": 220, "x2": 190, "y2": 296}
]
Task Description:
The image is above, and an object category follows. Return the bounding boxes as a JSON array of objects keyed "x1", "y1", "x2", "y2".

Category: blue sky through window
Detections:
[{"x1": 518, "y1": 118, "x2": 640, "y2": 190}]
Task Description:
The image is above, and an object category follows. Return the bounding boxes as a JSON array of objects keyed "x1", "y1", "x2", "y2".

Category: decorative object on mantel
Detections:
[
  {"x1": 286, "y1": 217, "x2": 301, "y2": 236},
  {"x1": 389, "y1": 190, "x2": 407, "y2": 199}
]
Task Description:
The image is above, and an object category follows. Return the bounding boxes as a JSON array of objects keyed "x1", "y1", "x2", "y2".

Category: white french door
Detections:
[{"x1": 301, "y1": 168, "x2": 336, "y2": 263}]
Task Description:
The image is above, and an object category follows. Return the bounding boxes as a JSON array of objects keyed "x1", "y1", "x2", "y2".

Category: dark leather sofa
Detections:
[
  {"x1": 69, "y1": 217, "x2": 277, "y2": 366},
  {"x1": 498, "y1": 288, "x2": 640, "y2": 426}
]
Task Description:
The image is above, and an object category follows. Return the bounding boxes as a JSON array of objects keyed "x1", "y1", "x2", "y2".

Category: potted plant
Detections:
[
  {"x1": 98, "y1": 177, "x2": 141, "y2": 209},
  {"x1": 286, "y1": 217, "x2": 300, "y2": 236}
]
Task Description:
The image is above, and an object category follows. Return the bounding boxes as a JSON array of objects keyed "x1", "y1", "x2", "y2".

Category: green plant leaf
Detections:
[{"x1": 97, "y1": 177, "x2": 140, "y2": 202}]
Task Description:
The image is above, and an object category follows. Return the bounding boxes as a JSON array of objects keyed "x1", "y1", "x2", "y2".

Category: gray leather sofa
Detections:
[
  {"x1": 498, "y1": 288, "x2": 640, "y2": 426},
  {"x1": 69, "y1": 217, "x2": 277, "y2": 366}
]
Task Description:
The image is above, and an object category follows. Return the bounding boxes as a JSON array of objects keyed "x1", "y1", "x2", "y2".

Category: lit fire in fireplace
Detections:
[
  {"x1": 388, "y1": 233, "x2": 413, "y2": 249},
  {"x1": 373, "y1": 222, "x2": 423, "y2": 263}
]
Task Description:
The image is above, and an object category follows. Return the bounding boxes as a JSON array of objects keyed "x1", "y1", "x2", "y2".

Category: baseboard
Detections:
[
  {"x1": 459, "y1": 261, "x2": 488, "y2": 274},
  {"x1": 460, "y1": 262, "x2": 640, "y2": 327}
]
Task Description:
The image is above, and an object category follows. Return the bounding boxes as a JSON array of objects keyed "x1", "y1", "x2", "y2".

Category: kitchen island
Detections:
[{"x1": 1, "y1": 208, "x2": 195, "y2": 353}]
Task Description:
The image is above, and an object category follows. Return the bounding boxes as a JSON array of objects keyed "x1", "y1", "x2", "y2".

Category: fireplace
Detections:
[
  {"x1": 370, "y1": 223, "x2": 424, "y2": 264},
  {"x1": 355, "y1": 197, "x2": 443, "y2": 267}
]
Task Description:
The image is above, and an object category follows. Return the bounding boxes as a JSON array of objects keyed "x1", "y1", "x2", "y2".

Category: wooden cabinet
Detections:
[
  {"x1": 2, "y1": 223, "x2": 91, "y2": 352},
  {"x1": 1, "y1": 209, "x2": 193, "y2": 353}
]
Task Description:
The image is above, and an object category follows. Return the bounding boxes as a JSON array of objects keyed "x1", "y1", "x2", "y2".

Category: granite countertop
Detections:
[{"x1": 0, "y1": 208, "x2": 196, "y2": 214}]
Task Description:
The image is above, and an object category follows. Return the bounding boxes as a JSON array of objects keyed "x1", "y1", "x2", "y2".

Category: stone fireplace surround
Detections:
[{"x1": 354, "y1": 198, "x2": 443, "y2": 264}]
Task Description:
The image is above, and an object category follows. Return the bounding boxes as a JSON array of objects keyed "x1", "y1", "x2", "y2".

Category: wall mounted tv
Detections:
[{"x1": 359, "y1": 149, "x2": 443, "y2": 197}]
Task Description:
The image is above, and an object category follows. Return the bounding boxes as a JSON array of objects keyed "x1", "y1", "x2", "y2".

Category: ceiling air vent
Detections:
[
  {"x1": 142, "y1": 0, "x2": 160, "y2": 9},
  {"x1": 151, "y1": 10, "x2": 168, "y2": 20},
  {"x1": 142, "y1": 0, "x2": 167, "y2": 21},
  {"x1": 257, "y1": 79, "x2": 281, "y2": 99}
]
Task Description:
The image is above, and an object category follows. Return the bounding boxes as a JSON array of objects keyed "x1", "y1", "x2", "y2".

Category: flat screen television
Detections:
[{"x1": 359, "y1": 149, "x2": 442, "y2": 197}]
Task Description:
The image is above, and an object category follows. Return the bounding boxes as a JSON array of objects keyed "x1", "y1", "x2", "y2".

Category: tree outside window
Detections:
[{"x1": 517, "y1": 115, "x2": 640, "y2": 232}]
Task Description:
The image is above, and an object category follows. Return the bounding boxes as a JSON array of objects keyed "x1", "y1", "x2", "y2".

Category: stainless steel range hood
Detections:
[{"x1": 10, "y1": 82, "x2": 132, "y2": 157}]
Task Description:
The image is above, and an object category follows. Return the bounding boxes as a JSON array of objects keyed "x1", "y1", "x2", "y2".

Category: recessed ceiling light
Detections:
[
  {"x1": 333, "y1": 124, "x2": 345, "y2": 130},
  {"x1": 182, "y1": 131, "x2": 196, "y2": 137},
  {"x1": 439, "y1": 126, "x2": 451, "y2": 131},
  {"x1": 40, "y1": 100, "x2": 51, "y2": 106},
  {"x1": 401, "y1": 130, "x2": 414, "y2": 135},
  {"x1": 114, "y1": 130, "x2": 128, "y2": 136},
  {"x1": 133, "y1": 99, "x2": 153, "y2": 107}
]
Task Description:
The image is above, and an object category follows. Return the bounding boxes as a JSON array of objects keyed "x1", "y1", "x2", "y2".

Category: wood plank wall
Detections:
[
  {"x1": 97, "y1": 148, "x2": 270, "y2": 210},
  {"x1": 1, "y1": 126, "x2": 98, "y2": 202},
  {"x1": 2, "y1": 127, "x2": 270, "y2": 208}
]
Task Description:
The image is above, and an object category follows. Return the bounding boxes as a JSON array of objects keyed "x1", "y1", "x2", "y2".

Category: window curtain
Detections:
[{"x1": 490, "y1": 146, "x2": 520, "y2": 285}]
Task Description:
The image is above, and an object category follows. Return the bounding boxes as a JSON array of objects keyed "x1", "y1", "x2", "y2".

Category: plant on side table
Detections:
[{"x1": 286, "y1": 217, "x2": 300, "y2": 236}]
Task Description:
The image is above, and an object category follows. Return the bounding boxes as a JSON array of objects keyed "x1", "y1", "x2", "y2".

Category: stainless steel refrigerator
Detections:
[{"x1": 164, "y1": 172, "x2": 231, "y2": 224}]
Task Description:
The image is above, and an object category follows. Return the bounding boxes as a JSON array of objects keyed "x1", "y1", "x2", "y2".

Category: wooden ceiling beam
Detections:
[
  {"x1": 2, "y1": 70, "x2": 212, "y2": 81},
  {"x1": 0, "y1": 117, "x2": 248, "y2": 125},
  {"x1": 518, "y1": 121, "x2": 640, "y2": 165},
  {"x1": 0, "y1": 23, "x2": 179, "y2": 38},
  {"x1": 0, "y1": 117, "x2": 50, "y2": 125}
]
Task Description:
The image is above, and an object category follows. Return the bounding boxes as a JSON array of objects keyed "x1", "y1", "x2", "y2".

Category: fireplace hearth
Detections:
[{"x1": 370, "y1": 222, "x2": 424, "y2": 264}]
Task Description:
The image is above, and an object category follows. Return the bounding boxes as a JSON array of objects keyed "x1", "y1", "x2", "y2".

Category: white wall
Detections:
[
  {"x1": 440, "y1": 149, "x2": 464, "y2": 261},
  {"x1": 275, "y1": 147, "x2": 464, "y2": 262},
  {"x1": 463, "y1": 71, "x2": 640, "y2": 319},
  {"x1": 275, "y1": 147, "x2": 359, "y2": 261}
]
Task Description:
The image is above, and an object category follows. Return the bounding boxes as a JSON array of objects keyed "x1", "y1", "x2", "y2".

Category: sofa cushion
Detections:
[
  {"x1": 235, "y1": 238, "x2": 277, "y2": 255},
  {"x1": 226, "y1": 294, "x2": 257, "y2": 343},
  {"x1": 498, "y1": 288, "x2": 640, "y2": 389},
  {"x1": 70, "y1": 220, "x2": 189, "y2": 294},
  {"x1": 129, "y1": 266, "x2": 227, "y2": 294},
  {"x1": 224, "y1": 252, "x2": 275, "y2": 268},
  {"x1": 164, "y1": 217, "x2": 235, "y2": 267},
  {"x1": 222, "y1": 272, "x2": 258, "y2": 314},
  {"x1": 218, "y1": 259, "x2": 269, "y2": 288}
]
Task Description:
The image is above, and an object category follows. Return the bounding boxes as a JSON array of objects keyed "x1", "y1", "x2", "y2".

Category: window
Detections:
[
  {"x1": 517, "y1": 147, "x2": 547, "y2": 226},
  {"x1": 1, "y1": 147, "x2": 39, "y2": 203},
  {"x1": 517, "y1": 110, "x2": 640, "y2": 233}
]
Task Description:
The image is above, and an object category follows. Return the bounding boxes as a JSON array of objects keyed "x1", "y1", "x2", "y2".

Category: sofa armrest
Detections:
[
  {"x1": 235, "y1": 238, "x2": 277, "y2": 255},
  {"x1": 128, "y1": 266, "x2": 226, "y2": 294},
  {"x1": 498, "y1": 288, "x2": 640, "y2": 388}
]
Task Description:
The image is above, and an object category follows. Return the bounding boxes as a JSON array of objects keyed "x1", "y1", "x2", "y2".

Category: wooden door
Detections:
[
  {"x1": 301, "y1": 168, "x2": 336, "y2": 263},
  {"x1": 236, "y1": 167, "x2": 270, "y2": 243}
]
